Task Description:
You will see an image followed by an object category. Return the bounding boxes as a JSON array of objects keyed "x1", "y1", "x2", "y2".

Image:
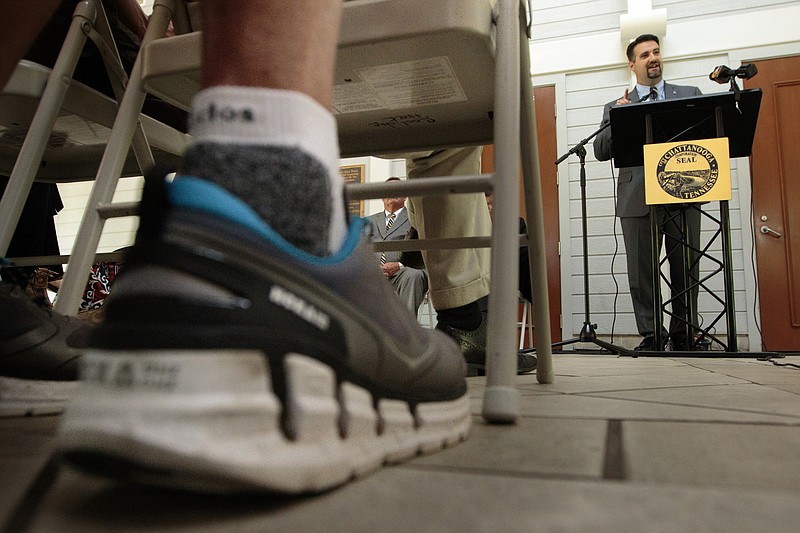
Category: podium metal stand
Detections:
[{"x1": 608, "y1": 89, "x2": 776, "y2": 357}]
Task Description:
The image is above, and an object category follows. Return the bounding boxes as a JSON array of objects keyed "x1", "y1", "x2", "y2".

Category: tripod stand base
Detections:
[{"x1": 521, "y1": 322, "x2": 635, "y2": 357}]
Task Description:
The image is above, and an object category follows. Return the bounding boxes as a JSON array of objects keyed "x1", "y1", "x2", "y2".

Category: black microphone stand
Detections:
[{"x1": 552, "y1": 122, "x2": 633, "y2": 356}]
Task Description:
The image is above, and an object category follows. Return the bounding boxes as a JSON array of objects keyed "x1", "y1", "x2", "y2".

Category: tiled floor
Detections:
[{"x1": 2, "y1": 353, "x2": 800, "y2": 532}]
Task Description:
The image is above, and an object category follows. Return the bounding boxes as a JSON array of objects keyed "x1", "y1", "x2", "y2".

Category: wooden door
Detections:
[
  {"x1": 482, "y1": 85, "x2": 561, "y2": 343},
  {"x1": 745, "y1": 56, "x2": 800, "y2": 351}
]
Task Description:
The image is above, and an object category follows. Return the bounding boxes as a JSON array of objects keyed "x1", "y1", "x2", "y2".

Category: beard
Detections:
[{"x1": 646, "y1": 63, "x2": 662, "y2": 79}]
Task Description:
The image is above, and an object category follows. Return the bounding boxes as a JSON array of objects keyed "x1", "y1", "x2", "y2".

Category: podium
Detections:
[{"x1": 609, "y1": 89, "x2": 767, "y2": 356}]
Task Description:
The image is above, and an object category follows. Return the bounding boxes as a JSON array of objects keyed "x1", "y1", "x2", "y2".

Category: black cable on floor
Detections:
[{"x1": 758, "y1": 355, "x2": 800, "y2": 370}]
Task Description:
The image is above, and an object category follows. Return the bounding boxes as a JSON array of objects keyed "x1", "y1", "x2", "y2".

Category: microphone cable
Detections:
[{"x1": 607, "y1": 159, "x2": 622, "y2": 345}]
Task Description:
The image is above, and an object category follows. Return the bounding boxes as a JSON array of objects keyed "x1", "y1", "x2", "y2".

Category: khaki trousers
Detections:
[{"x1": 404, "y1": 147, "x2": 491, "y2": 310}]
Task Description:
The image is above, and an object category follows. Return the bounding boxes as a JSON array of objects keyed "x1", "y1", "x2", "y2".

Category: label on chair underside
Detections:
[{"x1": 333, "y1": 56, "x2": 467, "y2": 114}]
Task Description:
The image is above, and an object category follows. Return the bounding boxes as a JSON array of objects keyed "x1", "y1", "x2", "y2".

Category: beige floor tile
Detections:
[
  {"x1": 409, "y1": 416, "x2": 607, "y2": 479},
  {"x1": 597, "y1": 383, "x2": 800, "y2": 419},
  {"x1": 624, "y1": 420, "x2": 800, "y2": 491},
  {"x1": 514, "y1": 393, "x2": 799, "y2": 423}
]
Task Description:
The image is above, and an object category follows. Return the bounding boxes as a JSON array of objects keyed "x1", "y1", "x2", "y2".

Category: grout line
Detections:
[
  {"x1": 515, "y1": 413, "x2": 800, "y2": 427},
  {"x1": 572, "y1": 392, "x2": 800, "y2": 421},
  {"x1": 602, "y1": 419, "x2": 626, "y2": 480}
]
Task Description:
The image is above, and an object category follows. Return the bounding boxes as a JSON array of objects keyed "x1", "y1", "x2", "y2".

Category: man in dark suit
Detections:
[
  {"x1": 593, "y1": 33, "x2": 702, "y2": 351},
  {"x1": 366, "y1": 178, "x2": 428, "y2": 316}
]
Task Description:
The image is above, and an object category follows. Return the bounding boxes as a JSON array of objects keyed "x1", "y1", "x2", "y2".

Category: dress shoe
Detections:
[
  {"x1": 668, "y1": 335, "x2": 690, "y2": 351},
  {"x1": 437, "y1": 316, "x2": 537, "y2": 376},
  {"x1": 634, "y1": 334, "x2": 664, "y2": 351}
]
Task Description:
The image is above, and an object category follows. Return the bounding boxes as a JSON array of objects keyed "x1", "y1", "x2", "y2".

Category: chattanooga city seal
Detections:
[{"x1": 656, "y1": 143, "x2": 719, "y2": 200}]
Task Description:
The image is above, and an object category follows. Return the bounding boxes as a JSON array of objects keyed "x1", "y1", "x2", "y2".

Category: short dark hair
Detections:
[{"x1": 626, "y1": 34, "x2": 659, "y2": 62}]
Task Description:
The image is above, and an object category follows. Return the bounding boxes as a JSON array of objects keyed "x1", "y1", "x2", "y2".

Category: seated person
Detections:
[{"x1": 366, "y1": 178, "x2": 428, "y2": 316}]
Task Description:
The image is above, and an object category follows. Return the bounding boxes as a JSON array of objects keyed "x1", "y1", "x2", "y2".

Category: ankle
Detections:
[
  {"x1": 436, "y1": 301, "x2": 482, "y2": 332},
  {"x1": 182, "y1": 87, "x2": 346, "y2": 255}
]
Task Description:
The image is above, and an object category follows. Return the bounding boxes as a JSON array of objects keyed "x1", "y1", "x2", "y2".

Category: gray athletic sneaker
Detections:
[
  {"x1": 0, "y1": 283, "x2": 87, "y2": 416},
  {"x1": 57, "y1": 175, "x2": 471, "y2": 493}
]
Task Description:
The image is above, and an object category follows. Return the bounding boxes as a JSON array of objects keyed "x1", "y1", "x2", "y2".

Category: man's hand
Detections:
[
  {"x1": 615, "y1": 88, "x2": 632, "y2": 106},
  {"x1": 380, "y1": 262, "x2": 402, "y2": 278}
]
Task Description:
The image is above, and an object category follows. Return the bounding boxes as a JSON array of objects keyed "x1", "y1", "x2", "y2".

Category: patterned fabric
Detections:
[{"x1": 80, "y1": 261, "x2": 124, "y2": 312}]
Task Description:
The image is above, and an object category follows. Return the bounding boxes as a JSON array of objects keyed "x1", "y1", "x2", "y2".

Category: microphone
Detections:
[
  {"x1": 709, "y1": 64, "x2": 758, "y2": 84},
  {"x1": 709, "y1": 65, "x2": 736, "y2": 84}
]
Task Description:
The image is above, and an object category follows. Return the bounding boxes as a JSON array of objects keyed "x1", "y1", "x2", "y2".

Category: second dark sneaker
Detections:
[
  {"x1": 0, "y1": 282, "x2": 88, "y2": 416},
  {"x1": 437, "y1": 316, "x2": 537, "y2": 377},
  {"x1": 56, "y1": 175, "x2": 471, "y2": 494}
]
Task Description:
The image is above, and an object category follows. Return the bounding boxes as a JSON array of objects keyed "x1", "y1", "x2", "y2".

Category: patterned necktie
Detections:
[
  {"x1": 380, "y1": 213, "x2": 396, "y2": 265},
  {"x1": 649, "y1": 86, "x2": 659, "y2": 101}
]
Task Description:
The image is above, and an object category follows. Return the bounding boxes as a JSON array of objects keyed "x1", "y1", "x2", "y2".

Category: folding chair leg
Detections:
[
  {"x1": 54, "y1": 0, "x2": 177, "y2": 314},
  {"x1": 518, "y1": 6, "x2": 553, "y2": 385},
  {"x1": 0, "y1": 1, "x2": 98, "y2": 257},
  {"x1": 482, "y1": 0, "x2": 523, "y2": 423}
]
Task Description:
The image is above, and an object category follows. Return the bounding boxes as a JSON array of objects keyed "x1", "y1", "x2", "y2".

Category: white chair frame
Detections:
[{"x1": 0, "y1": 0, "x2": 188, "y2": 277}]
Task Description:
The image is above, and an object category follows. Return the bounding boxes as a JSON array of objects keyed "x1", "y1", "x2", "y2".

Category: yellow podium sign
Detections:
[{"x1": 644, "y1": 137, "x2": 731, "y2": 204}]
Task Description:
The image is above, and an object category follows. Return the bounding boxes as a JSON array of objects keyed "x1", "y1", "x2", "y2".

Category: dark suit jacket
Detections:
[
  {"x1": 593, "y1": 82, "x2": 703, "y2": 218},
  {"x1": 366, "y1": 208, "x2": 411, "y2": 263}
]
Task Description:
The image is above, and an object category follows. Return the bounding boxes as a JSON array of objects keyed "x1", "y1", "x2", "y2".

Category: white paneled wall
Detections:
[
  {"x1": 56, "y1": 177, "x2": 143, "y2": 255},
  {"x1": 530, "y1": 0, "x2": 627, "y2": 42},
  {"x1": 652, "y1": 0, "x2": 799, "y2": 22}
]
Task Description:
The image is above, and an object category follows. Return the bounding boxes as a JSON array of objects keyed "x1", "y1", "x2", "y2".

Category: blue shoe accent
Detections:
[{"x1": 168, "y1": 176, "x2": 363, "y2": 265}]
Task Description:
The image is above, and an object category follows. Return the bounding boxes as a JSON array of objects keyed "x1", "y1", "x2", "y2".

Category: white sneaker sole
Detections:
[
  {"x1": 57, "y1": 350, "x2": 471, "y2": 493},
  {"x1": 0, "y1": 376, "x2": 78, "y2": 417}
]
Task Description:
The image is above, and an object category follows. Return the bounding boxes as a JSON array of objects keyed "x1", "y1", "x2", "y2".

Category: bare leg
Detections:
[
  {"x1": 182, "y1": 0, "x2": 347, "y2": 255},
  {"x1": 201, "y1": 0, "x2": 342, "y2": 108}
]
